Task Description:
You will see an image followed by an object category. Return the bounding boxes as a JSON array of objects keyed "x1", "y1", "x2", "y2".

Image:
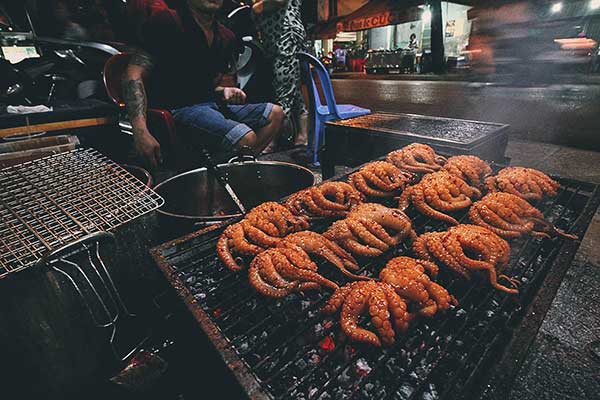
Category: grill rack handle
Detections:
[{"x1": 38, "y1": 231, "x2": 138, "y2": 361}]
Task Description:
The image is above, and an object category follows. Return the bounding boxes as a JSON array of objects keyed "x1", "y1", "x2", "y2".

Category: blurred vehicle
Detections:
[{"x1": 466, "y1": 2, "x2": 598, "y2": 76}]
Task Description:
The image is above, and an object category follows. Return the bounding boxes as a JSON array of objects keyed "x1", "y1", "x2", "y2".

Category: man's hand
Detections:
[
  {"x1": 134, "y1": 129, "x2": 162, "y2": 168},
  {"x1": 218, "y1": 87, "x2": 247, "y2": 105}
]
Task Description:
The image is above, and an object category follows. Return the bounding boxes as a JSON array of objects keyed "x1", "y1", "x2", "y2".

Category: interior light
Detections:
[
  {"x1": 422, "y1": 9, "x2": 432, "y2": 23},
  {"x1": 551, "y1": 2, "x2": 562, "y2": 13},
  {"x1": 591, "y1": 0, "x2": 600, "y2": 10}
]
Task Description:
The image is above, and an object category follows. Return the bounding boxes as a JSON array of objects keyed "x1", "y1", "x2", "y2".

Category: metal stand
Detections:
[{"x1": 36, "y1": 231, "x2": 144, "y2": 362}]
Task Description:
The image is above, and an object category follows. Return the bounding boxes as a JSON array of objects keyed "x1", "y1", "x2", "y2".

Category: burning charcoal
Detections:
[
  {"x1": 323, "y1": 320, "x2": 334, "y2": 329},
  {"x1": 308, "y1": 351, "x2": 321, "y2": 365},
  {"x1": 396, "y1": 383, "x2": 415, "y2": 399},
  {"x1": 355, "y1": 358, "x2": 372, "y2": 376},
  {"x1": 194, "y1": 292, "x2": 206, "y2": 301},
  {"x1": 314, "y1": 323, "x2": 324, "y2": 336},
  {"x1": 319, "y1": 336, "x2": 336, "y2": 353},
  {"x1": 337, "y1": 369, "x2": 351, "y2": 384}
]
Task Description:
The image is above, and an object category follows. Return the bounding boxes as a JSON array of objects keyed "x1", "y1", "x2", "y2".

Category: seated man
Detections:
[{"x1": 122, "y1": 0, "x2": 283, "y2": 168}]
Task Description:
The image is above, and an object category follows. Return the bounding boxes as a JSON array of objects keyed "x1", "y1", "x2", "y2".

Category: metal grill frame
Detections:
[
  {"x1": 0, "y1": 148, "x2": 164, "y2": 278},
  {"x1": 325, "y1": 113, "x2": 509, "y2": 147},
  {"x1": 151, "y1": 168, "x2": 600, "y2": 400}
]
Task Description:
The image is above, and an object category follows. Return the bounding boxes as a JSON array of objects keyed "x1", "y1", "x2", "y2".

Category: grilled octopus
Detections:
[
  {"x1": 379, "y1": 257, "x2": 457, "y2": 317},
  {"x1": 469, "y1": 192, "x2": 578, "y2": 240},
  {"x1": 442, "y1": 155, "x2": 492, "y2": 189},
  {"x1": 324, "y1": 203, "x2": 416, "y2": 258},
  {"x1": 386, "y1": 143, "x2": 447, "y2": 174},
  {"x1": 398, "y1": 171, "x2": 482, "y2": 225},
  {"x1": 277, "y1": 231, "x2": 367, "y2": 280},
  {"x1": 285, "y1": 182, "x2": 364, "y2": 218},
  {"x1": 348, "y1": 161, "x2": 415, "y2": 198},
  {"x1": 217, "y1": 202, "x2": 309, "y2": 272},
  {"x1": 413, "y1": 224, "x2": 518, "y2": 294},
  {"x1": 249, "y1": 247, "x2": 338, "y2": 298},
  {"x1": 322, "y1": 281, "x2": 412, "y2": 347},
  {"x1": 485, "y1": 167, "x2": 560, "y2": 201}
]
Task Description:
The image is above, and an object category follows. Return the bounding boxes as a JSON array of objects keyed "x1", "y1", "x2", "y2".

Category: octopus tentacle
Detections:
[
  {"x1": 341, "y1": 282, "x2": 382, "y2": 347},
  {"x1": 278, "y1": 231, "x2": 366, "y2": 280},
  {"x1": 381, "y1": 283, "x2": 411, "y2": 333},
  {"x1": 367, "y1": 284, "x2": 395, "y2": 346}
]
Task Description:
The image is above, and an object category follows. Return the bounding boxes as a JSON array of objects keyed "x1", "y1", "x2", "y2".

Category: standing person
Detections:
[
  {"x1": 408, "y1": 33, "x2": 419, "y2": 50},
  {"x1": 252, "y1": 0, "x2": 308, "y2": 147},
  {"x1": 122, "y1": 0, "x2": 284, "y2": 168}
]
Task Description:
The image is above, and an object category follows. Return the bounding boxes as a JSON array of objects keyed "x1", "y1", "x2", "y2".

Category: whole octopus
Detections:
[
  {"x1": 348, "y1": 161, "x2": 415, "y2": 198},
  {"x1": 386, "y1": 143, "x2": 447, "y2": 174},
  {"x1": 322, "y1": 281, "x2": 412, "y2": 347},
  {"x1": 322, "y1": 257, "x2": 455, "y2": 347},
  {"x1": 217, "y1": 202, "x2": 309, "y2": 272},
  {"x1": 485, "y1": 167, "x2": 560, "y2": 201},
  {"x1": 469, "y1": 192, "x2": 578, "y2": 240},
  {"x1": 277, "y1": 231, "x2": 366, "y2": 280},
  {"x1": 443, "y1": 155, "x2": 492, "y2": 189},
  {"x1": 379, "y1": 256, "x2": 456, "y2": 318},
  {"x1": 413, "y1": 224, "x2": 518, "y2": 294},
  {"x1": 249, "y1": 247, "x2": 338, "y2": 298},
  {"x1": 399, "y1": 171, "x2": 481, "y2": 225},
  {"x1": 285, "y1": 182, "x2": 364, "y2": 218},
  {"x1": 324, "y1": 203, "x2": 416, "y2": 258}
]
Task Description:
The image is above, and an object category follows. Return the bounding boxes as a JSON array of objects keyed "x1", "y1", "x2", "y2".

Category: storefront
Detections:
[{"x1": 310, "y1": 1, "x2": 472, "y2": 72}]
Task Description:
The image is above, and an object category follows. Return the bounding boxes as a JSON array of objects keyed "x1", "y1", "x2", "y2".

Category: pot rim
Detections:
[{"x1": 153, "y1": 159, "x2": 315, "y2": 220}]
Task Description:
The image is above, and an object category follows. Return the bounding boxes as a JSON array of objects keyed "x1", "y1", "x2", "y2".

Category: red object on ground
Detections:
[{"x1": 319, "y1": 336, "x2": 336, "y2": 352}]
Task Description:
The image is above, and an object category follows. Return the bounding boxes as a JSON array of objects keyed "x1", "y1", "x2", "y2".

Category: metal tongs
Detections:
[{"x1": 198, "y1": 146, "x2": 247, "y2": 214}]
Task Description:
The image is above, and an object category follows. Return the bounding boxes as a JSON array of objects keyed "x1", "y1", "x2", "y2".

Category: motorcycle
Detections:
[{"x1": 224, "y1": 1, "x2": 274, "y2": 103}]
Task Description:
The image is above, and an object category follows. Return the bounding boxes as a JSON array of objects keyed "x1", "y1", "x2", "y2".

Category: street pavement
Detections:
[{"x1": 331, "y1": 78, "x2": 600, "y2": 151}]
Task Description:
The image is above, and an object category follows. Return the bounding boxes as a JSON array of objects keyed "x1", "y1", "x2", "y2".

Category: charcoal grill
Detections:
[
  {"x1": 321, "y1": 113, "x2": 509, "y2": 179},
  {"x1": 151, "y1": 166, "x2": 599, "y2": 400}
]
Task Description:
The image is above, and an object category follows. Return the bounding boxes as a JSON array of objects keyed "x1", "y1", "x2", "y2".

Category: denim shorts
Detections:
[{"x1": 171, "y1": 102, "x2": 274, "y2": 148}]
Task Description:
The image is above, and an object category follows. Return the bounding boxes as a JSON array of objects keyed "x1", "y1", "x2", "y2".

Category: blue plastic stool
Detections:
[{"x1": 297, "y1": 52, "x2": 371, "y2": 166}]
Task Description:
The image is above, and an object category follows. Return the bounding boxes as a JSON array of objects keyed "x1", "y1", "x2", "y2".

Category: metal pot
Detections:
[{"x1": 154, "y1": 156, "x2": 315, "y2": 236}]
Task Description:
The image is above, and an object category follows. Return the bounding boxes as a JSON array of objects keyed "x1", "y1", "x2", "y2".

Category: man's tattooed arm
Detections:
[{"x1": 122, "y1": 51, "x2": 154, "y2": 133}]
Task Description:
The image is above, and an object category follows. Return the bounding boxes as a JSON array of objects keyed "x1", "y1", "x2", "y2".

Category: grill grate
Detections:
[
  {"x1": 0, "y1": 148, "x2": 164, "y2": 278},
  {"x1": 326, "y1": 113, "x2": 505, "y2": 145},
  {"x1": 152, "y1": 172, "x2": 599, "y2": 400}
]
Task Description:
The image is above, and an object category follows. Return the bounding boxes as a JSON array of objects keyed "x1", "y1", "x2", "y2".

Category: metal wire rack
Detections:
[{"x1": 0, "y1": 148, "x2": 164, "y2": 279}]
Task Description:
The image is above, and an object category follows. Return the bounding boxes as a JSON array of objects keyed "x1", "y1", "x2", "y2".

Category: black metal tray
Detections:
[
  {"x1": 151, "y1": 170, "x2": 599, "y2": 400},
  {"x1": 322, "y1": 113, "x2": 509, "y2": 178}
]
